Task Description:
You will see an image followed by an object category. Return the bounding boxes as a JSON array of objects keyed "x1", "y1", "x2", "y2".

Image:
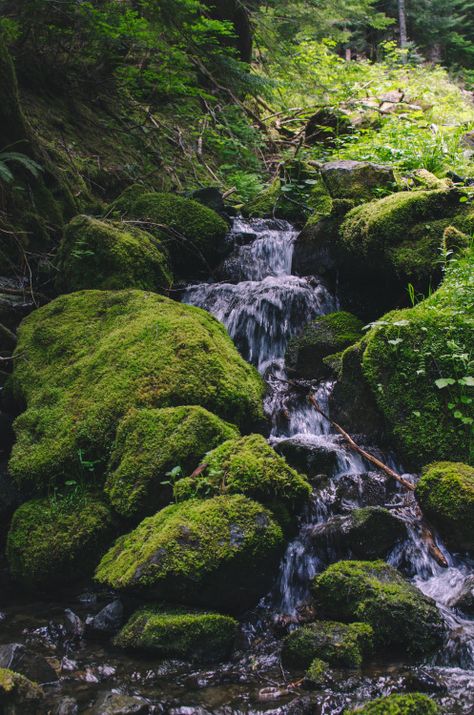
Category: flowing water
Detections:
[{"x1": 0, "y1": 217, "x2": 473, "y2": 713}]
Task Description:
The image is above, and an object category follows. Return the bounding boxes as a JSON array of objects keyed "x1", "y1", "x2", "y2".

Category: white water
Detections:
[{"x1": 183, "y1": 216, "x2": 474, "y2": 704}]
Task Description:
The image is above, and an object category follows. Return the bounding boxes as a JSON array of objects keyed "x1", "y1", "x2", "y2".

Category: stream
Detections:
[{"x1": 0, "y1": 217, "x2": 473, "y2": 713}]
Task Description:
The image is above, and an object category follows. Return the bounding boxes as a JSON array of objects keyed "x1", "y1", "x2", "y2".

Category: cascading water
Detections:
[{"x1": 183, "y1": 216, "x2": 474, "y2": 713}]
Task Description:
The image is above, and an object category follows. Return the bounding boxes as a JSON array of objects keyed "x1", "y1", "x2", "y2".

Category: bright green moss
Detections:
[
  {"x1": 361, "y1": 249, "x2": 473, "y2": 465},
  {"x1": 416, "y1": 462, "x2": 474, "y2": 551},
  {"x1": 286, "y1": 311, "x2": 364, "y2": 380},
  {"x1": 173, "y1": 434, "x2": 311, "y2": 518},
  {"x1": 9, "y1": 290, "x2": 264, "y2": 491},
  {"x1": 0, "y1": 668, "x2": 44, "y2": 709},
  {"x1": 112, "y1": 190, "x2": 228, "y2": 276},
  {"x1": 304, "y1": 657, "x2": 329, "y2": 689},
  {"x1": 6, "y1": 493, "x2": 114, "y2": 588},
  {"x1": 105, "y1": 406, "x2": 239, "y2": 519},
  {"x1": 340, "y1": 189, "x2": 465, "y2": 280},
  {"x1": 312, "y1": 561, "x2": 443, "y2": 656},
  {"x1": 114, "y1": 606, "x2": 238, "y2": 661},
  {"x1": 95, "y1": 494, "x2": 284, "y2": 611},
  {"x1": 55, "y1": 215, "x2": 173, "y2": 292},
  {"x1": 282, "y1": 620, "x2": 373, "y2": 669},
  {"x1": 347, "y1": 693, "x2": 440, "y2": 714}
]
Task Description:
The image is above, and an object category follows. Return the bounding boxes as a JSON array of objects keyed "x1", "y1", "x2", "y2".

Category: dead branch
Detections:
[{"x1": 0, "y1": 322, "x2": 17, "y2": 347}]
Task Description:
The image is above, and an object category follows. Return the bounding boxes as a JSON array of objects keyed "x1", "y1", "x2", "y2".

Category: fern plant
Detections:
[{"x1": 0, "y1": 151, "x2": 42, "y2": 184}]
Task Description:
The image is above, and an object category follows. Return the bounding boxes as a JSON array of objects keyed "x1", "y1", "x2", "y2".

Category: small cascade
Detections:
[{"x1": 182, "y1": 216, "x2": 474, "y2": 708}]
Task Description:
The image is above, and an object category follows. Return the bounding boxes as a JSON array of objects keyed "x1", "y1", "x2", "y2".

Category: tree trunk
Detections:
[{"x1": 398, "y1": 0, "x2": 408, "y2": 49}]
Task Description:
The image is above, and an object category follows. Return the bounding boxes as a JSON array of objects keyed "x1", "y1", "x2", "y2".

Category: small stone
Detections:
[
  {"x1": 91, "y1": 692, "x2": 151, "y2": 714},
  {"x1": 0, "y1": 643, "x2": 58, "y2": 684},
  {"x1": 57, "y1": 697, "x2": 79, "y2": 715},
  {"x1": 89, "y1": 600, "x2": 124, "y2": 634},
  {"x1": 450, "y1": 575, "x2": 474, "y2": 614}
]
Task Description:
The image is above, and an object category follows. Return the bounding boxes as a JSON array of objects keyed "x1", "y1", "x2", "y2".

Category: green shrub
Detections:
[{"x1": 347, "y1": 692, "x2": 440, "y2": 714}]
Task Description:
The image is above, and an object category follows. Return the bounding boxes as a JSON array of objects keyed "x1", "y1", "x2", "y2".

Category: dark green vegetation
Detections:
[
  {"x1": 282, "y1": 620, "x2": 373, "y2": 669},
  {"x1": 347, "y1": 693, "x2": 440, "y2": 714},
  {"x1": 9, "y1": 290, "x2": 263, "y2": 492},
  {"x1": 416, "y1": 462, "x2": 474, "y2": 552},
  {"x1": 0, "y1": 668, "x2": 44, "y2": 710},
  {"x1": 95, "y1": 495, "x2": 284, "y2": 611},
  {"x1": 312, "y1": 561, "x2": 444, "y2": 656},
  {"x1": 115, "y1": 607, "x2": 238, "y2": 661}
]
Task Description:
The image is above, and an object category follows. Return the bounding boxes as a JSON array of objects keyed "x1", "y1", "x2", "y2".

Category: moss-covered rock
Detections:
[
  {"x1": 304, "y1": 657, "x2": 329, "y2": 689},
  {"x1": 361, "y1": 249, "x2": 473, "y2": 465},
  {"x1": 95, "y1": 495, "x2": 283, "y2": 611},
  {"x1": 0, "y1": 668, "x2": 44, "y2": 711},
  {"x1": 173, "y1": 434, "x2": 311, "y2": 520},
  {"x1": 282, "y1": 620, "x2": 373, "y2": 669},
  {"x1": 347, "y1": 693, "x2": 440, "y2": 714},
  {"x1": 286, "y1": 311, "x2": 364, "y2": 380},
  {"x1": 9, "y1": 290, "x2": 264, "y2": 492},
  {"x1": 312, "y1": 561, "x2": 443, "y2": 657},
  {"x1": 347, "y1": 506, "x2": 406, "y2": 558},
  {"x1": 340, "y1": 188, "x2": 469, "y2": 282},
  {"x1": 114, "y1": 606, "x2": 237, "y2": 661},
  {"x1": 6, "y1": 493, "x2": 114, "y2": 588},
  {"x1": 321, "y1": 160, "x2": 396, "y2": 200},
  {"x1": 111, "y1": 190, "x2": 229, "y2": 277},
  {"x1": 416, "y1": 462, "x2": 474, "y2": 552},
  {"x1": 105, "y1": 406, "x2": 239, "y2": 519},
  {"x1": 56, "y1": 215, "x2": 173, "y2": 292}
]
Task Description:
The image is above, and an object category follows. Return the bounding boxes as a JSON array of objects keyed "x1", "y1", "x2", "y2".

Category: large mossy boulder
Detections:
[
  {"x1": 320, "y1": 160, "x2": 396, "y2": 200},
  {"x1": 105, "y1": 406, "x2": 239, "y2": 519},
  {"x1": 111, "y1": 189, "x2": 229, "y2": 277},
  {"x1": 9, "y1": 290, "x2": 264, "y2": 492},
  {"x1": 173, "y1": 434, "x2": 311, "y2": 521},
  {"x1": 55, "y1": 215, "x2": 172, "y2": 293},
  {"x1": 115, "y1": 607, "x2": 238, "y2": 662},
  {"x1": 416, "y1": 462, "x2": 474, "y2": 552},
  {"x1": 360, "y1": 249, "x2": 473, "y2": 465},
  {"x1": 347, "y1": 693, "x2": 440, "y2": 714},
  {"x1": 286, "y1": 311, "x2": 364, "y2": 380},
  {"x1": 312, "y1": 561, "x2": 443, "y2": 657},
  {"x1": 282, "y1": 620, "x2": 373, "y2": 669},
  {"x1": 95, "y1": 495, "x2": 284, "y2": 611},
  {"x1": 340, "y1": 188, "x2": 470, "y2": 282},
  {"x1": 0, "y1": 668, "x2": 44, "y2": 712},
  {"x1": 6, "y1": 493, "x2": 114, "y2": 588}
]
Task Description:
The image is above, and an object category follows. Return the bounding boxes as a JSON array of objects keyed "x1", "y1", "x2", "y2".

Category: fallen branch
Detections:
[{"x1": 0, "y1": 321, "x2": 17, "y2": 347}]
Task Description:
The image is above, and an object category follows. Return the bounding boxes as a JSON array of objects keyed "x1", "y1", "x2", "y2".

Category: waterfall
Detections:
[{"x1": 182, "y1": 216, "x2": 474, "y2": 701}]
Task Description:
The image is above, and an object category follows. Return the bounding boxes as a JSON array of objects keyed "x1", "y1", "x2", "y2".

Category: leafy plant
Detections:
[{"x1": 0, "y1": 151, "x2": 42, "y2": 184}]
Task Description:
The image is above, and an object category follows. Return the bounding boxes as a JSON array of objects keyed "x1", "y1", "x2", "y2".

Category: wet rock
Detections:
[
  {"x1": 291, "y1": 216, "x2": 340, "y2": 278},
  {"x1": 64, "y1": 609, "x2": 85, "y2": 639},
  {"x1": 0, "y1": 643, "x2": 57, "y2": 683},
  {"x1": 334, "y1": 471, "x2": 391, "y2": 511},
  {"x1": 275, "y1": 436, "x2": 339, "y2": 479},
  {"x1": 88, "y1": 599, "x2": 124, "y2": 635},
  {"x1": 321, "y1": 160, "x2": 395, "y2": 200},
  {"x1": 57, "y1": 697, "x2": 79, "y2": 715},
  {"x1": 91, "y1": 692, "x2": 151, "y2": 714},
  {"x1": 449, "y1": 575, "x2": 474, "y2": 614},
  {"x1": 282, "y1": 620, "x2": 373, "y2": 669},
  {"x1": 0, "y1": 667, "x2": 44, "y2": 712},
  {"x1": 346, "y1": 506, "x2": 406, "y2": 558},
  {"x1": 402, "y1": 668, "x2": 448, "y2": 694}
]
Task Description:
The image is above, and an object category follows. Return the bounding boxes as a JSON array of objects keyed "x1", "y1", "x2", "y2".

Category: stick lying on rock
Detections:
[{"x1": 307, "y1": 393, "x2": 448, "y2": 569}]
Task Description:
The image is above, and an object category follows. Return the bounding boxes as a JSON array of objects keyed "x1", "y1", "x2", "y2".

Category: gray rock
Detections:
[
  {"x1": 450, "y1": 575, "x2": 474, "y2": 615},
  {"x1": 88, "y1": 599, "x2": 124, "y2": 635},
  {"x1": 275, "y1": 436, "x2": 339, "y2": 479},
  {"x1": 57, "y1": 697, "x2": 79, "y2": 715},
  {"x1": 321, "y1": 160, "x2": 395, "y2": 199},
  {"x1": 0, "y1": 642, "x2": 58, "y2": 683},
  {"x1": 91, "y1": 692, "x2": 151, "y2": 715}
]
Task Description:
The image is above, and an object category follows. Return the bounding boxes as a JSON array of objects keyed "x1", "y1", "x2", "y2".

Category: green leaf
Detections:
[
  {"x1": 458, "y1": 376, "x2": 474, "y2": 387},
  {"x1": 435, "y1": 378, "x2": 456, "y2": 389}
]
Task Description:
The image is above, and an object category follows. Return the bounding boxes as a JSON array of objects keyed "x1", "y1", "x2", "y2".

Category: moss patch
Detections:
[
  {"x1": 416, "y1": 462, "x2": 474, "y2": 552},
  {"x1": 282, "y1": 620, "x2": 373, "y2": 669},
  {"x1": 95, "y1": 494, "x2": 284, "y2": 611},
  {"x1": 6, "y1": 493, "x2": 114, "y2": 588},
  {"x1": 173, "y1": 433, "x2": 311, "y2": 520},
  {"x1": 0, "y1": 668, "x2": 44, "y2": 709},
  {"x1": 56, "y1": 215, "x2": 172, "y2": 292},
  {"x1": 304, "y1": 657, "x2": 329, "y2": 689},
  {"x1": 312, "y1": 560, "x2": 443, "y2": 657},
  {"x1": 115, "y1": 606, "x2": 238, "y2": 661},
  {"x1": 347, "y1": 693, "x2": 440, "y2": 714},
  {"x1": 286, "y1": 311, "x2": 364, "y2": 380},
  {"x1": 105, "y1": 406, "x2": 238, "y2": 519},
  {"x1": 9, "y1": 290, "x2": 264, "y2": 492}
]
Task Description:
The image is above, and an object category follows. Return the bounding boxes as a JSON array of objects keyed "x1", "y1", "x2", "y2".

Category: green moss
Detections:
[
  {"x1": 9, "y1": 290, "x2": 264, "y2": 492},
  {"x1": 105, "y1": 406, "x2": 238, "y2": 519},
  {"x1": 347, "y1": 693, "x2": 440, "y2": 714},
  {"x1": 6, "y1": 493, "x2": 114, "y2": 588},
  {"x1": 173, "y1": 434, "x2": 311, "y2": 518},
  {"x1": 0, "y1": 668, "x2": 44, "y2": 709},
  {"x1": 321, "y1": 160, "x2": 396, "y2": 201},
  {"x1": 114, "y1": 606, "x2": 238, "y2": 661},
  {"x1": 361, "y1": 249, "x2": 473, "y2": 465},
  {"x1": 282, "y1": 620, "x2": 373, "y2": 669},
  {"x1": 304, "y1": 657, "x2": 329, "y2": 689},
  {"x1": 312, "y1": 561, "x2": 443, "y2": 656},
  {"x1": 112, "y1": 190, "x2": 228, "y2": 276},
  {"x1": 286, "y1": 311, "x2": 364, "y2": 380},
  {"x1": 340, "y1": 189, "x2": 465, "y2": 281},
  {"x1": 95, "y1": 494, "x2": 283, "y2": 611},
  {"x1": 55, "y1": 215, "x2": 173, "y2": 292},
  {"x1": 416, "y1": 462, "x2": 474, "y2": 551}
]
